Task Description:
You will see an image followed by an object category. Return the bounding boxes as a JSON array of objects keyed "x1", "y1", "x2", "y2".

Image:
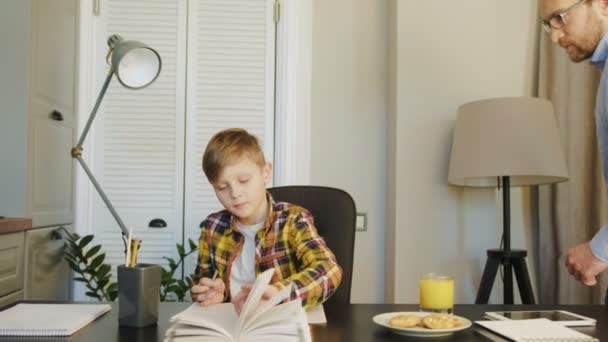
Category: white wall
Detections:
[
  {"x1": 0, "y1": 0, "x2": 29, "y2": 217},
  {"x1": 311, "y1": 0, "x2": 387, "y2": 303},
  {"x1": 386, "y1": 1, "x2": 540, "y2": 304}
]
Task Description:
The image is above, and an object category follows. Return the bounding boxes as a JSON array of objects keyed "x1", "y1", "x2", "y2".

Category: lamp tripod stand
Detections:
[{"x1": 474, "y1": 176, "x2": 536, "y2": 304}]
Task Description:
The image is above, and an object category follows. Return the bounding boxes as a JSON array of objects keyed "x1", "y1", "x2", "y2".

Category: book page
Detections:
[
  {"x1": 241, "y1": 299, "x2": 303, "y2": 334},
  {"x1": 234, "y1": 268, "x2": 275, "y2": 334},
  {"x1": 241, "y1": 300, "x2": 311, "y2": 342},
  {"x1": 166, "y1": 323, "x2": 227, "y2": 338},
  {"x1": 169, "y1": 303, "x2": 237, "y2": 339},
  {"x1": 306, "y1": 305, "x2": 326, "y2": 324},
  {"x1": 244, "y1": 281, "x2": 293, "y2": 328}
]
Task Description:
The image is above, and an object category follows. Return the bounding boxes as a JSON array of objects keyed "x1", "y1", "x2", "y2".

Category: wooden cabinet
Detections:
[
  {"x1": 0, "y1": 232, "x2": 25, "y2": 307},
  {"x1": 0, "y1": 232, "x2": 24, "y2": 299},
  {"x1": 23, "y1": 226, "x2": 71, "y2": 301},
  {"x1": 0, "y1": 290, "x2": 23, "y2": 308},
  {"x1": 0, "y1": 225, "x2": 72, "y2": 307}
]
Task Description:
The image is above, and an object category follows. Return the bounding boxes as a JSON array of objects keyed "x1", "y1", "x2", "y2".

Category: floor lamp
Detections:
[
  {"x1": 72, "y1": 35, "x2": 161, "y2": 241},
  {"x1": 447, "y1": 97, "x2": 568, "y2": 304}
]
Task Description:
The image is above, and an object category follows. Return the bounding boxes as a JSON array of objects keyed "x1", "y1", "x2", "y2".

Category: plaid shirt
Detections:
[{"x1": 197, "y1": 193, "x2": 342, "y2": 309}]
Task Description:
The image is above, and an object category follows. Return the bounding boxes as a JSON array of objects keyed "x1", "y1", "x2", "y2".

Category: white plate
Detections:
[{"x1": 373, "y1": 312, "x2": 472, "y2": 338}]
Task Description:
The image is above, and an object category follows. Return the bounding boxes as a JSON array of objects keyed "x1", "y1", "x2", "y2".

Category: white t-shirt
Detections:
[{"x1": 230, "y1": 220, "x2": 265, "y2": 297}]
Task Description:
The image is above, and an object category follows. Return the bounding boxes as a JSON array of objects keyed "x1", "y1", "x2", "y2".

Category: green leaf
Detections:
[
  {"x1": 97, "y1": 278, "x2": 109, "y2": 289},
  {"x1": 176, "y1": 244, "x2": 185, "y2": 256},
  {"x1": 74, "y1": 277, "x2": 88, "y2": 283},
  {"x1": 85, "y1": 245, "x2": 102, "y2": 259},
  {"x1": 163, "y1": 277, "x2": 177, "y2": 286},
  {"x1": 67, "y1": 240, "x2": 80, "y2": 253},
  {"x1": 163, "y1": 257, "x2": 177, "y2": 269},
  {"x1": 65, "y1": 258, "x2": 80, "y2": 272},
  {"x1": 85, "y1": 291, "x2": 100, "y2": 300},
  {"x1": 89, "y1": 254, "x2": 105, "y2": 270},
  {"x1": 78, "y1": 235, "x2": 94, "y2": 248},
  {"x1": 107, "y1": 283, "x2": 118, "y2": 293},
  {"x1": 108, "y1": 290, "x2": 118, "y2": 301},
  {"x1": 97, "y1": 264, "x2": 111, "y2": 278},
  {"x1": 188, "y1": 239, "x2": 197, "y2": 251},
  {"x1": 64, "y1": 254, "x2": 78, "y2": 264}
]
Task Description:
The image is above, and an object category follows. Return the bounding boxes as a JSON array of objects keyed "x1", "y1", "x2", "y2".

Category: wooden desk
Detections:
[{"x1": 2, "y1": 303, "x2": 606, "y2": 341}]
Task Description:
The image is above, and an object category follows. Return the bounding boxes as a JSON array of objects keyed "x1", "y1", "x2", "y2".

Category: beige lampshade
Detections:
[{"x1": 448, "y1": 97, "x2": 568, "y2": 187}]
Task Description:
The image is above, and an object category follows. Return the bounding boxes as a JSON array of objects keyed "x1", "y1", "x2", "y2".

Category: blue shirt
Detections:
[{"x1": 589, "y1": 32, "x2": 608, "y2": 263}]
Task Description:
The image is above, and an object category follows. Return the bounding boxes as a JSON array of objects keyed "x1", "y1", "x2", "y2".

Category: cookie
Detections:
[
  {"x1": 388, "y1": 314, "x2": 422, "y2": 328},
  {"x1": 421, "y1": 314, "x2": 462, "y2": 329}
]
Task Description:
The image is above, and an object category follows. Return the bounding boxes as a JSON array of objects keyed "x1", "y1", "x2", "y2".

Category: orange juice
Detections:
[{"x1": 419, "y1": 273, "x2": 454, "y2": 313}]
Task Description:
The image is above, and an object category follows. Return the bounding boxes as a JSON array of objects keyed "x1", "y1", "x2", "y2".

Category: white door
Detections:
[
  {"x1": 183, "y1": 0, "x2": 276, "y2": 276},
  {"x1": 28, "y1": 0, "x2": 78, "y2": 228},
  {"x1": 91, "y1": 0, "x2": 187, "y2": 266},
  {"x1": 86, "y1": 0, "x2": 276, "y2": 277}
]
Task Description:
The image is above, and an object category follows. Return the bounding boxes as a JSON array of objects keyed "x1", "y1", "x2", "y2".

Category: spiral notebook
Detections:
[
  {"x1": 0, "y1": 303, "x2": 111, "y2": 336},
  {"x1": 476, "y1": 318, "x2": 598, "y2": 342}
]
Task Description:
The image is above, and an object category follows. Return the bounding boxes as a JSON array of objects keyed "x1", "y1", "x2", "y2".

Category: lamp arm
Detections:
[
  {"x1": 74, "y1": 156, "x2": 129, "y2": 237},
  {"x1": 76, "y1": 69, "x2": 114, "y2": 148}
]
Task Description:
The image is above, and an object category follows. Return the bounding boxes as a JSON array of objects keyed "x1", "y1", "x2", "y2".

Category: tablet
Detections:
[{"x1": 484, "y1": 310, "x2": 596, "y2": 327}]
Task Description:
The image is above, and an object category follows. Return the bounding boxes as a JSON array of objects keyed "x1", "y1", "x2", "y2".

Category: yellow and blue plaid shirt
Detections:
[{"x1": 197, "y1": 193, "x2": 342, "y2": 309}]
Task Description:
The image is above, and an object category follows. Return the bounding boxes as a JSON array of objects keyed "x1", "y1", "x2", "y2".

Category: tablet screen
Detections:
[{"x1": 498, "y1": 311, "x2": 585, "y2": 321}]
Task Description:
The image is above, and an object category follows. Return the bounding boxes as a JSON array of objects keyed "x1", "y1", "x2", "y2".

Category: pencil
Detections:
[
  {"x1": 129, "y1": 238, "x2": 141, "y2": 267},
  {"x1": 125, "y1": 227, "x2": 132, "y2": 267},
  {"x1": 202, "y1": 270, "x2": 219, "y2": 303}
]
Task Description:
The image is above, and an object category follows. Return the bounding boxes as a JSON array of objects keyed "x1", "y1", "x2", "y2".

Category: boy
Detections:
[{"x1": 191, "y1": 128, "x2": 342, "y2": 311}]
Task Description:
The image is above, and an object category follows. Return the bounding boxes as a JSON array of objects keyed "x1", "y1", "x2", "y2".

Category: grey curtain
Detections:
[{"x1": 536, "y1": 32, "x2": 608, "y2": 304}]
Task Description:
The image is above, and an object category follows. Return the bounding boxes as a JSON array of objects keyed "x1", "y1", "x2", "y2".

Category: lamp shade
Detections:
[
  {"x1": 448, "y1": 97, "x2": 568, "y2": 187},
  {"x1": 108, "y1": 35, "x2": 161, "y2": 89}
]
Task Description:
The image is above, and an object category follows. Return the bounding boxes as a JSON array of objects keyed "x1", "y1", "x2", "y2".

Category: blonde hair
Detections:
[{"x1": 202, "y1": 128, "x2": 266, "y2": 183}]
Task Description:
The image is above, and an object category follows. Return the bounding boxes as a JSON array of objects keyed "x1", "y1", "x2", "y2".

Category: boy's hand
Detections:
[
  {"x1": 191, "y1": 277, "x2": 225, "y2": 306},
  {"x1": 231, "y1": 284, "x2": 278, "y2": 315}
]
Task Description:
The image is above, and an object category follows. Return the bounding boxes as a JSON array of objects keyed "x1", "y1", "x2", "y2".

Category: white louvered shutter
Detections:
[
  {"x1": 89, "y1": 0, "x2": 275, "y2": 281},
  {"x1": 183, "y1": 0, "x2": 276, "y2": 275},
  {"x1": 92, "y1": 0, "x2": 187, "y2": 268}
]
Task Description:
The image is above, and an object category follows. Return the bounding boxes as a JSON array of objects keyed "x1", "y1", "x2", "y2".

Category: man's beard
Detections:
[
  {"x1": 563, "y1": 19, "x2": 603, "y2": 63},
  {"x1": 568, "y1": 45, "x2": 595, "y2": 62}
]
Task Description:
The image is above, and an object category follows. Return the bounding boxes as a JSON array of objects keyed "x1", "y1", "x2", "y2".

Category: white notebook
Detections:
[
  {"x1": 0, "y1": 303, "x2": 111, "y2": 336},
  {"x1": 476, "y1": 318, "x2": 598, "y2": 342}
]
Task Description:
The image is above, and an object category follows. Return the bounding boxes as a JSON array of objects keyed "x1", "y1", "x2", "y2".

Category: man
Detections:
[{"x1": 540, "y1": 0, "x2": 608, "y2": 301}]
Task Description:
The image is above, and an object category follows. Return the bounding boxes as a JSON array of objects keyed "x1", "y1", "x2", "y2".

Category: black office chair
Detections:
[{"x1": 267, "y1": 185, "x2": 356, "y2": 305}]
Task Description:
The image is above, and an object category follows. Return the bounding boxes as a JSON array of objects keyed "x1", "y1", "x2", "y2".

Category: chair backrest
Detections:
[{"x1": 267, "y1": 185, "x2": 356, "y2": 305}]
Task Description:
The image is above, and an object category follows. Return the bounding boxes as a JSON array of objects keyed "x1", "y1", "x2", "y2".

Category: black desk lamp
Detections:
[{"x1": 448, "y1": 97, "x2": 568, "y2": 304}]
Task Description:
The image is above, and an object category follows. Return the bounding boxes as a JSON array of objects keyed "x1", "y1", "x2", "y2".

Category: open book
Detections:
[{"x1": 165, "y1": 268, "x2": 311, "y2": 342}]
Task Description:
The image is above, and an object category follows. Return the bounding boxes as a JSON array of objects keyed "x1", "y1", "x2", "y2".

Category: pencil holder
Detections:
[{"x1": 117, "y1": 263, "x2": 161, "y2": 327}]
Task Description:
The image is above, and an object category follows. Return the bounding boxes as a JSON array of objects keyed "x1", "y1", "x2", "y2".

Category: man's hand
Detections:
[
  {"x1": 231, "y1": 284, "x2": 278, "y2": 315},
  {"x1": 565, "y1": 242, "x2": 608, "y2": 286},
  {"x1": 191, "y1": 277, "x2": 225, "y2": 306}
]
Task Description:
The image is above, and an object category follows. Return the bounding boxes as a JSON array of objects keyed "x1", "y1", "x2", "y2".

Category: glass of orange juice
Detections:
[{"x1": 419, "y1": 273, "x2": 454, "y2": 314}]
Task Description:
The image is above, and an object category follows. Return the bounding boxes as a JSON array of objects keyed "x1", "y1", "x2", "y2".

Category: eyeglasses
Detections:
[{"x1": 541, "y1": 0, "x2": 588, "y2": 33}]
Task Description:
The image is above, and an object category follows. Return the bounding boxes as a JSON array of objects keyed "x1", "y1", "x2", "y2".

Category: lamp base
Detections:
[{"x1": 475, "y1": 249, "x2": 535, "y2": 304}]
